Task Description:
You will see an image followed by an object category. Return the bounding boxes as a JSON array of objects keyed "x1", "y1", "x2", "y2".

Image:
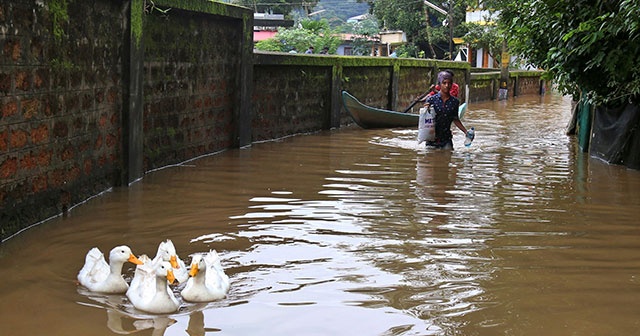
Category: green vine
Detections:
[
  {"x1": 50, "y1": 58, "x2": 77, "y2": 72},
  {"x1": 131, "y1": 0, "x2": 144, "y2": 47},
  {"x1": 49, "y1": 0, "x2": 69, "y2": 44}
]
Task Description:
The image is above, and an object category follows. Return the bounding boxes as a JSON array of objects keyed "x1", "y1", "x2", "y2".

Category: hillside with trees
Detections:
[{"x1": 310, "y1": 0, "x2": 370, "y2": 25}]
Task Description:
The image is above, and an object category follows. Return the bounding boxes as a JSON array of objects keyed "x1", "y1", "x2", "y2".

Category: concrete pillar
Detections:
[
  {"x1": 121, "y1": 0, "x2": 144, "y2": 185},
  {"x1": 330, "y1": 65, "x2": 343, "y2": 128},
  {"x1": 236, "y1": 12, "x2": 254, "y2": 148}
]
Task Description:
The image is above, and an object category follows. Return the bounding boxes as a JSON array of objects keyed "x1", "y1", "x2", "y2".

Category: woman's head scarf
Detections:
[{"x1": 437, "y1": 71, "x2": 453, "y2": 84}]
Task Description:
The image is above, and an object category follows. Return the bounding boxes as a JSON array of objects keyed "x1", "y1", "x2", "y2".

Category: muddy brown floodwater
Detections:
[{"x1": 1, "y1": 93, "x2": 639, "y2": 336}]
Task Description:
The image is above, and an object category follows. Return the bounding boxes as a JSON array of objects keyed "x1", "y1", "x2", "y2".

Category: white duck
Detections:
[
  {"x1": 207, "y1": 249, "x2": 230, "y2": 293},
  {"x1": 77, "y1": 245, "x2": 143, "y2": 294},
  {"x1": 126, "y1": 254, "x2": 153, "y2": 299},
  {"x1": 126, "y1": 240, "x2": 189, "y2": 306},
  {"x1": 126, "y1": 261, "x2": 180, "y2": 314},
  {"x1": 180, "y1": 250, "x2": 230, "y2": 302},
  {"x1": 153, "y1": 239, "x2": 189, "y2": 284}
]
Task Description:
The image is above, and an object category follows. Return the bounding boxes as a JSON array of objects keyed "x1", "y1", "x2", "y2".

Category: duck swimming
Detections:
[
  {"x1": 153, "y1": 239, "x2": 189, "y2": 284},
  {"x1": 77, "y1": 245, "x2": 143, "y2": 294},
  {"x1": 180, "y1": 250, "x2": 229, "y2": 302},
  {"x1": 126, "y1": 261, "x2": 180, "y2": 314},
  {"x1": 128, "y1": 240, "x2": 188, "y2": 298}
]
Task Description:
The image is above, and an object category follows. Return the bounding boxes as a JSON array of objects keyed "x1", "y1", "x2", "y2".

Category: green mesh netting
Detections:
[{"x1": 590, "y1": 103, "x2": 640, "y2": 169}]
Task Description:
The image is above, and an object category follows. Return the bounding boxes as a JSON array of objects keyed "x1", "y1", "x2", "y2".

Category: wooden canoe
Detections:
[{"x1": 342, "y1": 91, "x2": 467, "y2": 129}]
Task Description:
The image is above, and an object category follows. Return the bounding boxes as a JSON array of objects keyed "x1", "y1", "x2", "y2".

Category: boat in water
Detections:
[{"x1": 342, "y1": 91, "x2": 467, "y2": 129}]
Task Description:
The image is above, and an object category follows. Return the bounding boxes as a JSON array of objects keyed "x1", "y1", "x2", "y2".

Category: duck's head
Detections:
[
  {"x1": 188, "y1": 254, "x2": 205, "y2": 277},
  {"x1": 157, "y1": 240, "x2": 180, "y2": 268},
  {"x1": 157, "y1": 261, "x2": 176, "y2": 284},
  {"x1": 110, "y1": 245, "x2": 143, "y2": 265}
]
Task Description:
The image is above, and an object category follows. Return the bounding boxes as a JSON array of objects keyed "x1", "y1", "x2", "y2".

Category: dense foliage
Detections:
[
  {"x1": 461, "y1": 20, "x2": 503, "y2": 65},
  {"x1": 254, "y1": 19, "x2": 342, "y2": 54},
  {"x1": 341, "y1": 15, "x2": 380, "y2": 56},
  {"x1": 491, "y1": 0, "x2": 640, "y2": 104}
]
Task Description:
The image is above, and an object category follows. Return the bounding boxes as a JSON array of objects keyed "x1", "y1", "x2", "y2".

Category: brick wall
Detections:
[
  {"x1": 469, "y1": 77, "x2": 495, "y2": 102},
  {"x1": 252, "y1": 62, "x2": 332, "y2": 141},
  {"x1": 469, "y1": 71, "x2": 545, "y2": 102},
  {"x1": 0, "y1": 0, "x2": 253, "y2": 241},
  {"x1": 142, "y1": 9, "x2": 242, "y2": 171},
  {"x1": 1, "y1": 0, "x2": 125, "y2": 238},
  {"x1": 517, "y1": 76, "x2": 543, "y2": 96}
]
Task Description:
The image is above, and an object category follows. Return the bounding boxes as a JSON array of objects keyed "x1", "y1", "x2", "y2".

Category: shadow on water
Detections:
[{"x1": 1, "y1": 93, "x2": 640, "y2": 335}]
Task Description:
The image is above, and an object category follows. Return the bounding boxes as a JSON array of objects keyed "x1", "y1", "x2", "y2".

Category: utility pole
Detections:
[
  {"x1": 448, "y1": 0, "x2": 453, "y2": 60},
  {"x1": 423, "y1": 1, "x2": 453, "y2": 59},
  {"x1": 423, "y1": 5, "x2": 437, "y2": 58}
]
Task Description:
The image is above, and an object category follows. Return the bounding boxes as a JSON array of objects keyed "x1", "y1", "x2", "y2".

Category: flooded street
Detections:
[{"x1": 1, "y1": 92, "x2": 639, "y2": 336}]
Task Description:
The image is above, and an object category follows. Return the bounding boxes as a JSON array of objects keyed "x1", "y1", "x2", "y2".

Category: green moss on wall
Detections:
[
  {"x1": 47, "y1": 0, "x2": 78, "y2": 71},
  {"x1": 253, "y1": 53, "x2": 471, "y2": 73},
  {"x1": 50, "y1": 58, "x2": 78, "y2": 72},
  {"x1": 243, "y1": 13, "x2": 252, "y2": 43},
  {"x1": 471, "y1": 73, "x2": 500, "y2": 80},
  {"x1": 131, "y1": 0, "x2": 143, "y2": 47},
  {"x1": 510, "y1": 70, "x2": 544, "y2": 78},
  {"x1": 49, "y1": 0, "x2": 69, "y2": 44}
]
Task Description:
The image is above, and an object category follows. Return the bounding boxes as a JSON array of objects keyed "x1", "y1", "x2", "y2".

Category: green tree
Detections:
[
  {"x1": 364, "y1": 0, "x2": 472, "y2": 59},
  {"x1": 341, "y1": 15, "x2": 380, "y2": 56},
  {"x1": 490, "y1": 0, "x2": 640, "y2": 104},
  {"x1": 365, "y1": 0, "x2": 427, "y2": 55},
  {"x1": 254, "y1": 18, "x2": 342, "y2": 54},
  {"x1": 462, "y1": 21, "x2": 503, "y2": 66}
]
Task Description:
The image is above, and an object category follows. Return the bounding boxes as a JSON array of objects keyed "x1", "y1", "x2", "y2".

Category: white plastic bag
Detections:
[{"x1": 418, "y1": 106, "x2": 435, "y2": 143}]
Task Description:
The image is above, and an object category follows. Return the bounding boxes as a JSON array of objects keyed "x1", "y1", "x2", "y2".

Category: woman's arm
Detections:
[{"x1": 453, "y1": 119, "x2": 467, "y2": 134}]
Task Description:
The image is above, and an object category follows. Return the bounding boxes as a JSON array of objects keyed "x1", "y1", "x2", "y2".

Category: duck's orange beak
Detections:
[
  {"x1": 129, "y1": 254, "x2": 144, "y2": 265},
  {"x1": 189, "y1": 263, "x2": 199, "y2": 277},
  {"x1": 170, "y1": 255, "x2": 179, "y2": 269},
  {"x1": 167, "y1": 269, "x2": 176, "y2": 285}
]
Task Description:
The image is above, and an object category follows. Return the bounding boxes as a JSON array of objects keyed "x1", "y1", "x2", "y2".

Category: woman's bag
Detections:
[{"x1": 418, "y1": 106, "x2": 435, "y2": 143}]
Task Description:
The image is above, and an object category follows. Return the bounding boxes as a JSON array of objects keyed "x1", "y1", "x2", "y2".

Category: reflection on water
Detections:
[{"x1": 1, "y1": 93, "x2": 640, "y2": 335}]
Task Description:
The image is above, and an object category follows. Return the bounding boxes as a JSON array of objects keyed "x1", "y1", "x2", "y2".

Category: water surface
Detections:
[{"x1": 1, "y1": 93, "x2": 639, "y2": 336}]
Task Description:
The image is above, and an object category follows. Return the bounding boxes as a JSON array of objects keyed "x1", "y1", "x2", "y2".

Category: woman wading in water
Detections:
[{"x1": 423, "y1": 71, "x2": 470, "y2": 149}]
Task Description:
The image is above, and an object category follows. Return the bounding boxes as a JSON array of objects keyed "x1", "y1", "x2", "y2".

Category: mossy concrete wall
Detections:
[{"x1": 470, "y1": 71, "x2": 546, "y2": 102}]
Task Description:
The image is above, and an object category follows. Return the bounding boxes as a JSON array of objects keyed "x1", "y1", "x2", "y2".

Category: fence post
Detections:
[{"x1": 121, "y1": 0, "x2": 145, "y2": 185}]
